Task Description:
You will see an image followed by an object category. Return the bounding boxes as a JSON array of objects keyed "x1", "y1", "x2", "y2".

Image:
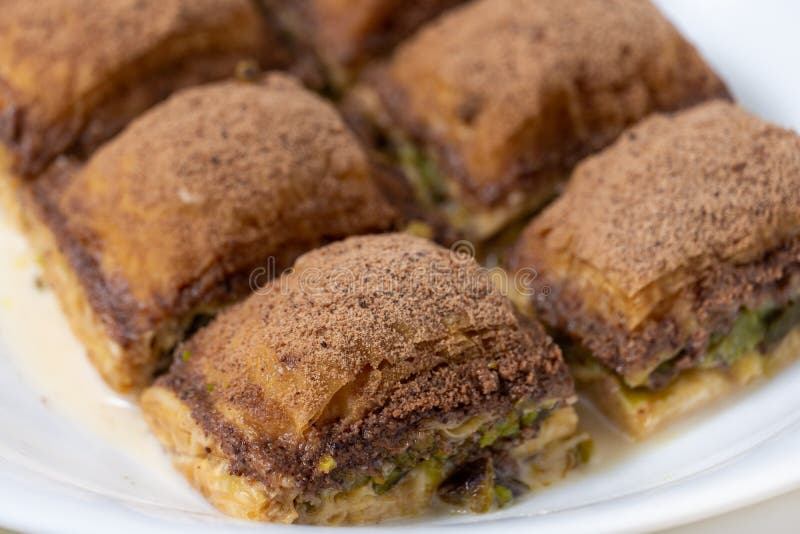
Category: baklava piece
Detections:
[
  {"x1": 509, "y1": 100, "x2": 800, "y2": 438},
  {"x1": 0, "y1": 0, "x2": 287, "y2": 178},
  {"x1": 349, "y1": 0, "x2": 729, "y2": 241},
  {"x1": 264, "y1": 0, "x2": 464, "y2": 89},
  {"x1": 142, "y1": 234, "x2": 587, "y2": 524},
  {"x1": 23, "y1": 74, "x2": 395, "y2": 392}
]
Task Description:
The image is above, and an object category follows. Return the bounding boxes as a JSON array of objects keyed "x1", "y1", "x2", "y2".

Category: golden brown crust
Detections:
[
  {"x1": 167, "y1": 232, "x2": 571, "y2": 434},
  {"x1": 141, "y1": 385, "x2": 299, "y2": 523},
  {"x1": 0, "y1": 148, "x2": 24, "y2": 229},
  {"x1": 261, "y1": 0, "x2": 465, "y2": 90},
  {"x1": 513, "y1": 101, "x2": 800, "y2": 306},
  {"x1": 575, "y1": 326, "x2": 800, "y2": 438},
  {"x1": 142, "y1": 384, "x2": 583, "y2": 524},
  {"x1": 0, "y1": 0, "x2": 286, "y2": 175},
  {"x1": 21, "y1": 179, "x2": 151, "y2": 391},
  {"x1": 156, "y1": 234, "x2": 573, "y2": 496},
  {"x1": 510, "y1": 101, "x2": 800, "y2": 382},
  {"x1": 373, "y1": 0, "x2": 729, "y2": 208},
  {"x1": 25, "y1": 75, "x2": 396, "y2": 391},
  {"x1": 267, "y1": 0, "x2": 463, "y2": 75}
]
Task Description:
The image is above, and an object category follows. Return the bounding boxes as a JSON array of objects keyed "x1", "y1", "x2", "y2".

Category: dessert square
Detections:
[
  {"x1": 23, "y1": 74, "x2": 395, "y2": 391},
  {"x1": 352, "y1": 0, "x2": 729, "y2": 241},
  {"x1": 0, "y1": 0, "x2": 287, "y2": 177},
  {"x1": 142, "y1": 234, "x2": 586, "y2": 524},
  {"x1": 510, "y1": 100, "x2": 800, "y2": 437}
]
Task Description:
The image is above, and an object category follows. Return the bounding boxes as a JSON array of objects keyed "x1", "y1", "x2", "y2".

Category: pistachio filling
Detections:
[
  {"x1": 565, "y1": 300, "x2": 800, "y2": 398},
  {"x1": 297, "y1": 400, "x2": 583, "y2": 518},
  {"x1": 653, "y1": 300, "x2": 800, "y2": 384},
  {"x1": 396, "y1": 141, "x2": 447, "y2": 209},
  {"x1": 393, "y1": 140, "x2": 557, "y2": 241}
]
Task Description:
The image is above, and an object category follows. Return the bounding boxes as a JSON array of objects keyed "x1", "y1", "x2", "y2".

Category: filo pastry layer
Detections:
[
  {"x1": 0, "y1": 0, "x2": 288, "y2": 177},
  {"x1": 143, "y1": 233, "x2": 586, "y2": 524},
  {"x1": 509, "y1": 100, "x2": 800, "y2": 436},
  {"x1": 262, "y1": 0, "x2": 465, "y2": 87},
  {"x1": 349, "y1": 0, "x2": 729, "y2": 240}
]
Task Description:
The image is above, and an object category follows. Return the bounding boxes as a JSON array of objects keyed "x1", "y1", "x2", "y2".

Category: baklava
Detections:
[
  {"x1": 142, "y1": 233, "x2": 587, "y2": 524},
  {"x1": 0, "y1": 0, "x2": 285, "y2": 183},
  {"x1": 23, "y1": 74, "x2": 395, "y2": 392},
  {"x1": 349, "y1": 0, "x2": 729, "y2": 241},
  {"x1": 263, "y1": 0, "x2": 464, "y2": 89},
  {"x1": 509, "y1": 100, "x2": 800, "y2": 437}
]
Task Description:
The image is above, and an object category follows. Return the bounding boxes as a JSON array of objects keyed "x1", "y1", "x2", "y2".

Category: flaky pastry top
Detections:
[
  {"x1": 383, "y1": 0, "x2": 728, "y2": 204},
  {"x1": 513, "y1": 100, "x2": 800, "y2": 310},
  {"x1": 34, "y1": 74, "x2": 395, "y2": 340},
  {"x1": 0, "y1": 0, "x2": 270, "y2": 172},
  {"x1": 169, "y1": 234, "x2": 571, "y2": 438}
]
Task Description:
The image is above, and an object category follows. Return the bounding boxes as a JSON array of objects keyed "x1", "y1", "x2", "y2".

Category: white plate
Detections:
[{"x1": 1, "y1": 1, "x2": 800, "y2": 532}]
